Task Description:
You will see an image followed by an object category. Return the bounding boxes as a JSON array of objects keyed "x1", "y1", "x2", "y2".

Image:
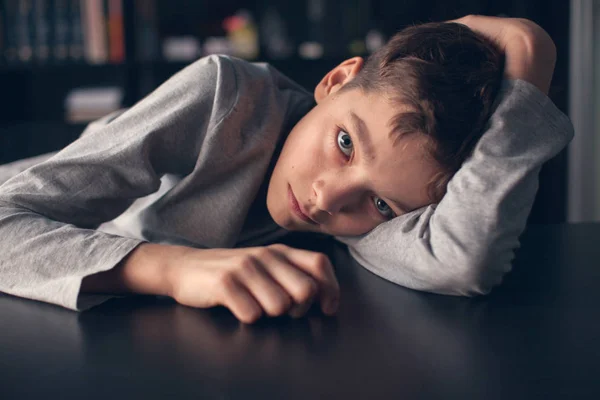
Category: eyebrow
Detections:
[
  {"x1": 348, "y1": 111, "x2": 376, "y2": 163},
  {"x1": 389, "y1": 199, "x2": 411, "y2": 214},
  {"x1": 347, "y1": 110, "x2": 411, "y2": 214}
]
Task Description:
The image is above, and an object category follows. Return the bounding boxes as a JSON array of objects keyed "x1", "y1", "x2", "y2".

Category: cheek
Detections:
[
  {"x1": 328, "y1": 214, "x2": 378, "y2": 236},
  {"x1": 289, "y1": 132, "x2": 331, "y2": 171}
]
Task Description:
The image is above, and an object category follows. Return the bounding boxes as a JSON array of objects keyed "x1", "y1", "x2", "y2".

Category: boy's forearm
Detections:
[
  {"x1": 80, "y1": 242, "x2": 183, "y2": 298},
  {"x1": 452, "y1": 15, "x2": 556, "y2": 94},
  {"x1": 503, "y1": 20, "x2": 556, "y2": 95}
]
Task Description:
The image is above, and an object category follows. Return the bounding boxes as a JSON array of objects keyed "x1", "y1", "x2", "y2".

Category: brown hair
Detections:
[{"x1": 343, "y1": 22, "x2": 505, "y2": 203}]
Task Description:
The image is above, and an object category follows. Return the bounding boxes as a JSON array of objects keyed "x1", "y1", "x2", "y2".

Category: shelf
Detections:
[
  {"x1": 0, "y1": 56, "x2": 354, "y2": 74},
  {"x1": 0, "y1": 62, "x2": 128, "y2": 74}
]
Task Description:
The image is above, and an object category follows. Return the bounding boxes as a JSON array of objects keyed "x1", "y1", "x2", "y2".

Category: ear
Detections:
[{"x1": 314, "y1": 57, "x2": 364, "y2": 104}]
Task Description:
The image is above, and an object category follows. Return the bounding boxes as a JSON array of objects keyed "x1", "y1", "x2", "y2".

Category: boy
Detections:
[{"x1": 0, "y1": 15, "x2": 573, "y2": 323}]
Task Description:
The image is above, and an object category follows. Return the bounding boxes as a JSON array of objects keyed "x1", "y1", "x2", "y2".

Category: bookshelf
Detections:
[{"x1": 0, "y1": 0, "x2": 570, "y2": 223}]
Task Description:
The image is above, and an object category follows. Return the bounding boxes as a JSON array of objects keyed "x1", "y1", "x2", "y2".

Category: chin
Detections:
[
  {"x1": 268, "y1": 208, "x2": 294, "y2": 231},
  {"x1": 278, "y1": 220, "x2": 308, "y2": 233}
]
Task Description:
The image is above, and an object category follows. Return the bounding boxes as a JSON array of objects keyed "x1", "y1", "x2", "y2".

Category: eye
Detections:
[
  {"x1": 337, "y1": 130, "x2": 353, "y2": 157},
  {"x1": 373, "y1": 196, "x2": 394, "y2": 219}
]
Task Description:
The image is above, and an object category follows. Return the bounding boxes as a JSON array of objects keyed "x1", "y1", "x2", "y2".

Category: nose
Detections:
[{"x1": 312, "y1": 174, "x2": 362, "y2": 215}]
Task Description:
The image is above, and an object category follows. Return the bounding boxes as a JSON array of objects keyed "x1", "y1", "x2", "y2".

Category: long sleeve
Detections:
[
  {"x1": 0, "y1": 55, "x2": 238, "y2": 310},
  {"x1": 335, "y1": 79, "x2": 575, "y2": 296}
]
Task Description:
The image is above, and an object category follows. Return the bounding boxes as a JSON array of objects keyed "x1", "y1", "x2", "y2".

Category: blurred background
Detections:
[{"x1": 0, "y1": 0, "x2": 586, "y2": 224}]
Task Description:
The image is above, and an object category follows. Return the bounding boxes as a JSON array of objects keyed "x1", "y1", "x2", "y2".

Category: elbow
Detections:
[
  {"x1": 510, "y1": 18, "x2": 557, "y2": 63},
  {"x1": 441, "y1": 255, "x2": 511, "y2": 297}
]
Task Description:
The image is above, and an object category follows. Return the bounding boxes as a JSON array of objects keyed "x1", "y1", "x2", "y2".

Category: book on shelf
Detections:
[
  {"x1": 68, "y1": 0, "x2": 84, "y2": 61},
  {"x1": 2, "y1": 1, "x2": 16, "y2": 63},
  {"x1": 81, "y1": 0, "x2": 107, "y2": 64},
  {"x1": 32, "y1": 0, "x2": 50, "y2": 62},
  {"x1": 52, "y1": 0, "x2": 69, "y2": 61},
  {"x1": 15, "y1": 0, "x2": 33, "y2": 62},
  {"x1": 134, "y1": 0, "x2": 158, "y2": 62},
  {"x1": 107, "y1": 0, "x2": 124, "y2": 63}
]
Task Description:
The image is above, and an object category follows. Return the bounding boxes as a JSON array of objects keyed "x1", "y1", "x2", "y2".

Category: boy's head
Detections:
[{"x1": 267, "y1": 21, "x2": 504, "y2": 236}]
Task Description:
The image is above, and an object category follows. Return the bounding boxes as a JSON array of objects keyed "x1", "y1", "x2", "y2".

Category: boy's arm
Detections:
[
  {"x1": 0, "y1": 55, "x2": 237, "y2": 310},
  {"x1": 335, "y1": 17, "x2": 574, "y2": 295}
]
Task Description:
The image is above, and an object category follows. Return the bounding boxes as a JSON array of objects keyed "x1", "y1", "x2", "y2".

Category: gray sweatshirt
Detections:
[{"x1": 0, "y1": 55, "x2": 574, "y2": 311}]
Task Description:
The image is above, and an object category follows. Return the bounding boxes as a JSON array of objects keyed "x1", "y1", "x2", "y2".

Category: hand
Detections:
[
  {"x1": 168, "y1": 244, "x2": 340, "y2": 324},
  {"x1": 450, "y1": 15, "x2": 557, "y2": 94}
]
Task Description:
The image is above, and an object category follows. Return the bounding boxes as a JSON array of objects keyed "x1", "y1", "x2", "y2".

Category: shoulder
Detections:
[
  {"x1": 172, "y1": 54, "x2": 239, "y2": 96},
  {"x1": 196, "y1": 54, "x2": 311, "y2": 98},
  {"x1": 182, "y1": 54, "x2": 275, "y2": 88},
  {"x1": 175, "y1": 54, "x2": 286, "y2": 106},
  {"x1": 163, "y1": 55, "x2": 246, "y2": 124},
  {"x1": 176, "y1": 55, "x2": 312, "y2": 131}
]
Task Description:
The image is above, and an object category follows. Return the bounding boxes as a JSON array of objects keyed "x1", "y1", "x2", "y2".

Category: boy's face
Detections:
[{"x1": 266, "y1": 57, "x2": 444, "y2": 236}]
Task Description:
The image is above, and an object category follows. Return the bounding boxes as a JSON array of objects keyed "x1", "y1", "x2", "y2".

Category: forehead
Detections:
[{"x1": 335, "y1": 88, "x2": 411, "y2": 132}]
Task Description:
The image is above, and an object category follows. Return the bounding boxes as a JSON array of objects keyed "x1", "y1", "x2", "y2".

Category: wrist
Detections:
[{"x1": 118, "y1": 242, "x2": 190, "y2": 298}]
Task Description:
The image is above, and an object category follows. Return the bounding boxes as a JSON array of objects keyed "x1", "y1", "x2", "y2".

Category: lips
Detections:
[{"x1": 288, "y1": 185, "x2": 317, "y2": 225}]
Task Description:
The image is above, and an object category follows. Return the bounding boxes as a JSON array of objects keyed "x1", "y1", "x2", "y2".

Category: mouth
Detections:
[{"x1": 288, "y1": 185, "x2": 317, "y2": 225}]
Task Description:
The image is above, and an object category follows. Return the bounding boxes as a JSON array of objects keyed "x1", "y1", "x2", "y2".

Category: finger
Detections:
[
  {"x1": 258, "y1": 248, "x2": 319, "y2": 304},
  {"x1": 235, "y1": 256, "x2": 293, "y2": 317},
  {"x1": 254, "y1": 248, "x2": 319, "y2": 319},
  {"x1": 270, "y1": 245, "x2": 340, "y2": 316},
  {"x1": 216, "y1": 274, "x2": 263, "y2": 324}
]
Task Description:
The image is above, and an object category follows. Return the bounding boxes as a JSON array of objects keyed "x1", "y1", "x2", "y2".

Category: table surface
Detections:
[{"x1": 1, "y1": 223, "x2": 599, "y2": 399}]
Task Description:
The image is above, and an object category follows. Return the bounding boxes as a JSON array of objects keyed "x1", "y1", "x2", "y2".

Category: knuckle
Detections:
[
  {"x1": 242, "y1": 309, "x2": 261, "y2": 324},
  {"x1": 216, "y1": 271, "x2": 237, "y2": 292},
  {"x1": 296, "y1": 279, "x2": 318, "y2": 301},
  {"x1": 312, "y1": 253, "x2": 331, "y2": 273},
  {"x1": 267, "y1": 243, "x2": 288, "y2": 252},
  {"x1": 237, "y1": 255, "x2": 259, "y2": 274},
  {"x1": 253, "y1": 246, "x2": 272, "y2": 259},
  {"x1": 266, "y1": 299, "x2": 291, "y2": 317}
]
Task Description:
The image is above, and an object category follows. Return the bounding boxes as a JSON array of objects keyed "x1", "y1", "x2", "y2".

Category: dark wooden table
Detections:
[{"x1": 1, "y1": 224, "x2": 599, "y2": 399}]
